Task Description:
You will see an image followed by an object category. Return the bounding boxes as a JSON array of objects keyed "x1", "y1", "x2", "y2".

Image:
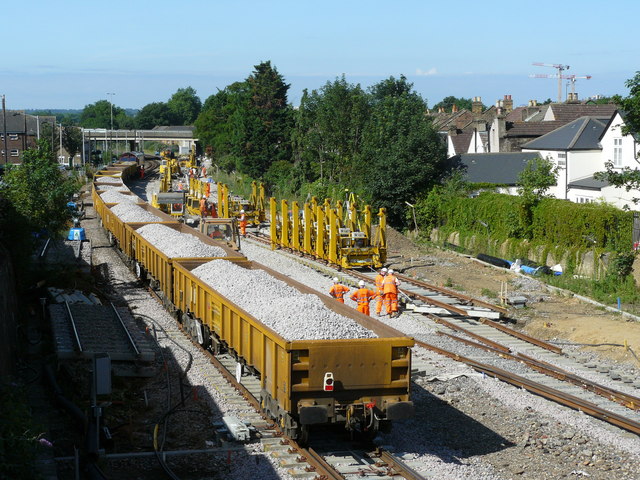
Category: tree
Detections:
[
  {"x1": 359, "y1": 76, "x2": 447, "y2": 227},
  {"x1": 432, "y1": 95, "x2": 474, "y2": 112},
  {"x1": 136, "y1": 102, "x2": 173, "y2": 129},
  {"x1": 195, "y1": 82, "x2": 251, "y2": 163},
  {"x1": 293, "y1": 76, "x2": 369, "y2": 184},
  {"x1": 167, "y1": 87, "x2": 202, "y2": 125},
  {"x1": 236, "y1": 61, "x2": 293, "y2": 178},
  {"x1": 594, "y1": 72, "x2": 640, "y2": 203},
  {"x1": 516, "y1": 157, "x2": 558, "y2": 237},
  {"x1": 80, "y1": 100, "x2": 125, "y2": 129},
  {"x1": 2, "y1": 140, "x2": 78, "y2": 235},
  {"x1": 61, "y1": 124, "x2": 83, "y2": 160}
]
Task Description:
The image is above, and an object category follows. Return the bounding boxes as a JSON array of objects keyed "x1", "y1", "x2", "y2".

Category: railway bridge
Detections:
[{"x1": 83, "y1": 126, "x2": 198, "y2": 161}]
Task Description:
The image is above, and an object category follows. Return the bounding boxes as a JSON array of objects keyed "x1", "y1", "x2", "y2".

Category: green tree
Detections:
[
  {"x1": 516, "y1": 157, "x2": 558, "y2": 237},
  {"x1": 359, "y1": 76, "x2": 447, "y2": 227},
  {"x1": 167, "y1": 87, "x2": 202, "y2": 125},
  {"x1": 136, "y1": 102, "x2": 173, "y2": 129},
  {"x1": 293, "y1": 76, "x2": 369, "y2": 184},
  {"x1": 2, "y1": 140, "x2": 77, "y2": 235},
  {"x1": 432, "y1": 95, "x2": 474, "y2": 112},
  {"x1": 80, "y1": 100, "x2": 125, "y2": 129},
  {"x1": 61, "y1": 124, "x2": 83, "y2": 160},
  {"x1": 195, "y1": 82, "x2": 251, "y2": 163}
]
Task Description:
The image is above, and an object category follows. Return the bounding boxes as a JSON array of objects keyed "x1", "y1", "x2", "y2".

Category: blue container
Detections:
[{"x1": 68, "y1": 228, "x2": 86, "y2": 241}]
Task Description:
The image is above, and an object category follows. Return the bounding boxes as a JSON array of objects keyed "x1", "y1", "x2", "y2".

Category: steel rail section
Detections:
[
  {"x1": 375, "y1": 448, "x2": 427, "y2": 480},
  {"x1": 304, "y1": 447, "x2": 346, "y2": 479},
  {"x1": 64, "y1": 301, "x2": 83, "y2": 353},
  {"x1": 111, "y1": 302, "x2": 140, "y2": 357},
  {"x1": 394, "y1": 272, "x2": 508, "y2": 315},
  {"x1": 480, "y1": 318, "x2": 563, "y2": 354},
  {"x1": 415, "y1": 339, "x2": 640, "y2": 436},
  {"x1": 427, "y1": 315, "x2": 511, "y2": 353}
]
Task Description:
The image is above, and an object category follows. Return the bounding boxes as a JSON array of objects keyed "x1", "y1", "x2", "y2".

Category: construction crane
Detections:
[
  {"x1": 530, "y1": 73, "x2": 592, "y2": 102},
  {"x1": 532, "y1": 62, "x2": 570, "y2": 102}
]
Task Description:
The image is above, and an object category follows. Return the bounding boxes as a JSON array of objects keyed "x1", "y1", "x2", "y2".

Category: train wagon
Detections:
[
  {"x1": 92, "y1": 188, "x2": 145, "y2": 229},
  {"x1": 101, "y1": 203, "x2": 179, "y2": 256},
  {"x1": 172, "y1": 258, "x2": 414, "y2": 443},
  {"x1": 127, "y1": 223, "x2": 247, "y2": 301}
]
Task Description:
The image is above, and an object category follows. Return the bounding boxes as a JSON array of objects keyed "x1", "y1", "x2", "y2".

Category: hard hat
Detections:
[
  {"x1": 333, "y1": 277, "x2": 339, "y2": 283},
  {"x1": 381, "y1": 267, "x2": 388, "y2": 273},
  {"x1": 240, "y1": 210, "x2": 245, "y2": 213},
  {"x1": 358, "y1": 280, "x2": 365, "y2": 287},
  {"x1": 388, "y1": 269, "x2": 394, "y2": 274}
]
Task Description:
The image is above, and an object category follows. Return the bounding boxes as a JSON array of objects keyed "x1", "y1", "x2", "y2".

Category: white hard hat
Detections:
[
  {"x1": 388, "y1": 269, "x2": 394, "y2": 274},
  {"x1": 358, "y1": 280, "x2": 365, "y2": 287},
  {"x1": 333, "y1": 277, "x2": 339, "y2": 283},
  {"x1": 240, "y1": 210, "x2": 245, "y2": 213},
  {"x1": 381, "y1": 267, "x2": 388, "y2": 273}
]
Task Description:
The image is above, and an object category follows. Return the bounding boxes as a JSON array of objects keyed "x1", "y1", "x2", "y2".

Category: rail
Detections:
[
  {"x1": 111, "y1": 303, "x2": 140, "y2": 357},
  {"x1": 64, "y1": 301, "x2": 83, "y2": 353}
]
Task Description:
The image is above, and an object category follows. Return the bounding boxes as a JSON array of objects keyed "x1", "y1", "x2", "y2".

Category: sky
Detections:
[{"x1": 3, "y1": 0, "x2": 639, "y2": 111}]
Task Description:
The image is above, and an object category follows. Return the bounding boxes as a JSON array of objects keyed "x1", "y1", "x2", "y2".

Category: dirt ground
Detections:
[{"x1": 384, "y1": 228, "x2": 640, "y2": 368}]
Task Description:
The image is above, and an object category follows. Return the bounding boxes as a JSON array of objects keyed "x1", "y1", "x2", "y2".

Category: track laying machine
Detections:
[{"x1": 270, "y1": 194, "x2": 387, "y2": 269}]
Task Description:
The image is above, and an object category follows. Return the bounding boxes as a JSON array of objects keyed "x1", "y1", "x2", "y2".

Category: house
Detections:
[
  {"x1": 0, "y1": 112, "x2": 57, "y2": 166},
  {"x1": 446, "y1": 152, "x2": 543, "y2": 195},
  {"x1": 521, "y1": 116, "x2": 611, "y2": 201}
]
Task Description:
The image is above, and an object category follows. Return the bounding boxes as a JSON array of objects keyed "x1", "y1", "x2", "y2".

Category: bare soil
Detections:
[{"x1": 385, "y1": 227, "x2": 640, "y2": 367}]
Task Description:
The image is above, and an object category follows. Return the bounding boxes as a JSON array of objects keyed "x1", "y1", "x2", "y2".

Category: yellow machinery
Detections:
[
  {"x1": 152, "y1": 150, "x2": 184, "y2": 217},
  {"x1": 185, "y1": 177, "x2": 208, "y2": 217},
  {"x1": 216, "y1": 181, "x2": 266, "y2": 225},
  {"x1": 270, "y1": 195, "x2": 387, "y2": 269},
  {"x1": 179, "y1": 149, "x2": 197, "y2": 170},
  {"x1": 159, "y1": 150, "x2": 179, "y2": 177}
]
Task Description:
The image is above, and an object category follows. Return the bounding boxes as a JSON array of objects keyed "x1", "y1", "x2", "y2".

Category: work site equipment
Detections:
[
  {"x1": 216, "y1": 181, "x2": 266, "y2": 225},
  {"x1": 270, "y1": 195, "x2": 387, "y2": 269}
]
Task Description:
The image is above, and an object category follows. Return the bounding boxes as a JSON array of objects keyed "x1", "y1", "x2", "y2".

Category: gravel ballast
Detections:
[
  {"x1": 191, "y1": 259, "x2": 376, "y2": 341},
  {"x1": 110, "y1": 203, "x2": 162, "y2": 222},
  {"x1": 100, "y1": 190, "x2": 142, "y2": 204},
  {"x1": 95, "y1": 175, "x2": 122, "y2": 183},
  {"x1": 136, "y1": 223, "x2": 227, "y2": 258}
]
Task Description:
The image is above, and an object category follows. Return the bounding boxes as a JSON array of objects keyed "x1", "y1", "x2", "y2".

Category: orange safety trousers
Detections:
[
  {"x1": 350, "y1": 288, "x2": 375, "y2": 316},
  {"x1": 375, "y1": 274, "x2": 384, "y2": 314},
  {"x1": 382, "y1": 274, "x2": 399, "y2": 314}
]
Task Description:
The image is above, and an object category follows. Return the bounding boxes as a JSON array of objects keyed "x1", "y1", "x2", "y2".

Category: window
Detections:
[
  {"x1": 10, "y1": 149, "x2": 19, "y2": 157},
  {"x1": 613, "y1": 138, "x2": 623, "y2": 167},
  {"x1": 557, "y1": 152, "x2": 566, "y2": 167},
  {"x1": 576, "y1": 196, "x2": 593, "y2": 204},
  {"x1": 9, "y1": 134, "x2": 18, "y2": 141}
]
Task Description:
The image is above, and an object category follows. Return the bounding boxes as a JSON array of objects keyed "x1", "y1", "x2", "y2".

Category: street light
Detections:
[
  {"x1": 106, "y1": 92, "x2": 115, "y2": 131},
  {"x1": 2, "y1": 95, "x2": 7, "y2": 165}
]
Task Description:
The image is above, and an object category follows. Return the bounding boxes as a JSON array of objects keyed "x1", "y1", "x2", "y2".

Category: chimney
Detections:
[
  {"x1": 472, "y1": 96, "x2": 483, "y2": 114},
  {"x1": 448, "y1": 124, "x2": 458, "y2": 137},
  {"x1": 452, "y1": 104, "x2": 458, "y2": 113},
  {"x1": 473, "y1": 119, "x2": 486, "y2": 132},
  {"x1": 503, "y1": 94, "x2": 513, "y2": 113},
  {"x1": 438, "y1": 106, "x2": 444, "y2": 113}
]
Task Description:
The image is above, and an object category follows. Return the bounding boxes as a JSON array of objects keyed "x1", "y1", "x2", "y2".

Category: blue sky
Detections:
[{"x1": 3, "y1": 0, "x2": 639, "y2": 110}]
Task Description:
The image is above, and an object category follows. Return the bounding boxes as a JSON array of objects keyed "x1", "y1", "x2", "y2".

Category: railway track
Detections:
[{"x1": 243, "y1": 234, "x2": 640, "y2": 437}]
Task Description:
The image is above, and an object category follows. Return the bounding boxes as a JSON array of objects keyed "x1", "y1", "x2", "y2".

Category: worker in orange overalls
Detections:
[
  {"x1": 382, "y1": 268, "x2": 400, "y2": 317},
  {"x1": 329, "y1": 277, "x2": 349, "y2": 303},
  {"x1": 350, "y1": 280, "x2": 377, "y2": 316},
  {"x1": 199, "y1": 196, "x2": 207, "y2": 218},
  {"x1": 239, "y1": 210, "x2": 248, "y2": 237},
  {"x1": 375, "y1": 267, "x2": 387, "y2": 316}
]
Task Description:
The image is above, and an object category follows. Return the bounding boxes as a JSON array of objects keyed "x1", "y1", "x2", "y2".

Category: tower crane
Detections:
[
  {"x1": 529, "y1": 73, "x2": 592, "y2": 102},
  {"x1": 532, "y1": 62, "x2": 570, "y2": 102}
]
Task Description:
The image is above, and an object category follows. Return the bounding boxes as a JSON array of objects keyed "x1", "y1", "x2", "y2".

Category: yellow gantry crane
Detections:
[
  {"x1": 216, "y1": 181, "x2": 266, "y2": 225},
  {"x1": 270, "y1": 195, "x2": 387, "y2": 269}
]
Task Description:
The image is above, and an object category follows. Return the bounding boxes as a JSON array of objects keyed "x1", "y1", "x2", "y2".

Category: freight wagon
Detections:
[
  {"x1": 92, "y1": 163, "x2": 415, "y2": 443},
  {"x1": 172, "y1": 259, "x2": 414, "y2": 442}
]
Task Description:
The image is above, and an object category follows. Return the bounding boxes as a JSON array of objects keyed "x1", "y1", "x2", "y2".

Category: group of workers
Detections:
[{"x1": 329, "y1": 267, "x2": 400, "y2": 317}]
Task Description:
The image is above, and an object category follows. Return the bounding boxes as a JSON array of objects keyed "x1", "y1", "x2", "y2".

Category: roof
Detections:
[
  {"x1": 521, "y1": 116, "x2": 609, "y2": 151},
  {"x1": 446, "y1": 152, "x2": 542, "y2": 185},
  {"x1": 450, "y1": 131, "x2": 473, "y2": 155},
  {"x1": 0, "y1": 112, "x2": 56, "y2": 135},
  {"x1": 545, "y1": 103, "x2": 617, "y2": 122},
  {"x1": 568, "y1": 175, "x2": 609, "y2": 191},
  {"x1": 504, "y1": 121, "x2": 566, "y2": 138},
  {"x1": 599, "y1": 110, "x2": 640, "y2": 142},
  {"x1": 152, "y1": 126, "x2": 195, "y2": 132}
]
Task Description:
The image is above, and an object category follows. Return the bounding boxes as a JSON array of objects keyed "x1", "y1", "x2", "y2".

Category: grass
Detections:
[
  {"x1": 481, "y1": 288, "x2": 498, "y2": 299},
  {"x1": 545, "y1": 274, "x2": 640, "y2": 313}
]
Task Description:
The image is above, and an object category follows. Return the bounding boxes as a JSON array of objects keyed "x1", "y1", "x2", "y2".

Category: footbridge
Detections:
[{"x1": 83, "y1": 126, "x2": 197, "y2": 155}]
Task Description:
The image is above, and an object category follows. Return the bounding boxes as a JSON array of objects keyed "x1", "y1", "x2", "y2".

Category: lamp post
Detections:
[
  {"x1": 2, "y1": 95, "x2": 7, "y2": 165},
  {"x1": 107, "y1": 92, "x2": 115, "y2": 161}
]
